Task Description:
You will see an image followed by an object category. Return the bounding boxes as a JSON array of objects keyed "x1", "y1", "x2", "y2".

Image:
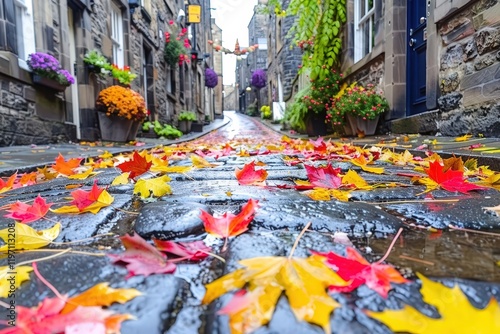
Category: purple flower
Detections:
[
  {"x1": 251, "y1": 69, "x2": 266, "y2": 89},
  {"x1": 27, "y1": 52, "x2": 75, "y2": 85},
  {"x1": 205, "y1": 68, "x2": 218, "y2": 88}
]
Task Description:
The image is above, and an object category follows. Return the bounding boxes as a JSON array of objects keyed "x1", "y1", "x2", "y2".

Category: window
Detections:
[
  {"x1": 14, "y1": 0, "x2": 35, "y2": 69},
  {"x1": 166, "y1": 66, "x2": 175, "y2": 94},
  {"x1": 257, "y1": 38, "x2": 267, "y2": 50},
  {"x1": 354, "y1": 0, "x2": 375, "y2": 62},
  {"x1": 111, "y1": 3, "x2": 124, "y2": 68}
]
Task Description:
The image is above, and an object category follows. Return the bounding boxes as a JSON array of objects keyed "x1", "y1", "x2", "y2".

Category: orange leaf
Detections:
[
  {"x1": 235, "y1": 161, "x2": 267, "y2": 185},
  {"x1": 200, "y1": 199, "x2": 258, "y2": 238},
  {"x1": 62, "y1": 282, "x2": 141, "y2": 314},
  {"x1": 0, "y1": 173, "x2": 17, "y2": 193},
  {"x1": 52, "y1": 153, "x2": 82, "y2": 176}
]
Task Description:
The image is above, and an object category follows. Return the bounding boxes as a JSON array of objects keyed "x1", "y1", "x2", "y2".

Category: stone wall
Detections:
[
  {"x1": 0, "y1": 73, "x2": 74, "y2": 145},
  {"x1": 437, "y1": 0, "x2": 500, "y2": 136},
  {"x1": 223, "y1": 85, "x2": 237, "y2": 111}
]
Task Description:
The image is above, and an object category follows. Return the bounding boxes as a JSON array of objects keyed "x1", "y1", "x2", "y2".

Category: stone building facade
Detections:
[
  {"x1": 340, "y1": 0, "x2": 500, "y2": 137},
  {"x1": 211, "y1": 18, "x2": 223, "y2": 117},
  {"x1": 0, "y1": 0, "x2": 215, "y2": 145},
  {"x1": 265, "y1": 0, "x2": 302, "y2": 109}
]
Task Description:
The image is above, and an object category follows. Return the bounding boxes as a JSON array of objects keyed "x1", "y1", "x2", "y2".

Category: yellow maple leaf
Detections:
[
  {"x1": 367, "y1": 273, "x2": 500, "y2": 333},
  {"x1": 455, "y1": 134, "x2": 473, "y2": 142},
  {"x1": 37, "y1": 166, "x2": 57, "y2": 181},
  {"x1": 134, "y1": 175, "x2": 172, "y2": 198},
  {"x1": 351, "y1": 155, "x2": 384, "y2": 174},
  {"x1": 191, "y1": 154, "x2": 219, "y2": 168},
  {"x1": 202, "y1": 255, "x2": 348, "y2": 334},
  {"x1": 99, "y1": 150, "x2": 114, "y2": 159},
  {"x1": 150, "y1": 156, "x2": 193, "y2": 174},
  {"x1": 342, "y1": 170, "x2": 372, "y2": 190},
  {"x1": 51, "y1": 190, "x2": 114, "y2": 214},
  {"x1": 304, "y1": 188, "x2": 350, "y2": 202},
  {"x1": 67, "y1": 168, "x2": 99, "y2": 180},
  {"x1": 62, "y1": 282, "x2": 141, "y2": 313},
  {"x1": 0, "y1": 266, "x2": 32, "y2": 297},
  {"x1": 0, "y1": 223, "x2": 61, "y2": 251},
  {"x1": 111, "y1": 172, "x2": 131, "y2": 185}
]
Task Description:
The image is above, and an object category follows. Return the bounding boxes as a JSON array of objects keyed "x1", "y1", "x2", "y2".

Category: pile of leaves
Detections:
[{"x1": 0, "y1": 131, "x2": 499, "y2": 333}]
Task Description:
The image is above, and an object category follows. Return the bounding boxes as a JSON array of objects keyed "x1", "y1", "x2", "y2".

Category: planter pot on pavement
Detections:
[
  {"x1": 97, "y1": 112, "x2": 134, "y2": 142},
  {"x1": 305, "y1": 111, "x2": 327, "y2": 137},
  {"x1": 178, "y1": 120, "x2": 192, "y2": 134},
  {"x1": 346, "y1": 114, "x2": 380, "y2": 137},
  {"x1": 191, "y1": 122, "x2": 204, "y2": 132}
]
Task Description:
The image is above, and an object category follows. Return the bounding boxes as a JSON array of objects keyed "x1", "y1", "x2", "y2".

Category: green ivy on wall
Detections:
[{"x1": 265, "y1": 0, "x2": 346, "y2": 80}]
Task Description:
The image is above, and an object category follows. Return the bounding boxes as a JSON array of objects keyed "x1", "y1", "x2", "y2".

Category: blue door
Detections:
[{"x1": 406, "y1": 0, "x2": 427, "y2": 115}]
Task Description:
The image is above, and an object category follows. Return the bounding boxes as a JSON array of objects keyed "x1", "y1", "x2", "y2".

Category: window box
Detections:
[{"x1": 32, "y1": 75, "x2": 68, "y2": 92}]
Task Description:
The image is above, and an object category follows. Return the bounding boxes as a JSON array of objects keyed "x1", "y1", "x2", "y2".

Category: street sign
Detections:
[{"x1": 187, "y1": 5, "x2": 201, "y2": 23}]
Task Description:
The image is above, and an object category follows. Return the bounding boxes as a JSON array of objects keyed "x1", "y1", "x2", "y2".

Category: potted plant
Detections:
[
  {"x1": 95, "y1": 85, "x2": 148, "y2": 141},
  {"x1": 332, "y1": 83, "x2": 389, "y2": 137},
  {"x1": 83, "y1": 50, "x2": 111, "y2": 75},
  {"x1": 164, "y1": 21, "x2": 190, "y2": 67},
  {"x1": 284, "y1": 68, "x2": 342, "y2": 136},
  {"x1": 260, "y1": 105, "x2": 272, "y2": 120},
  {"x1": 27, "y1": 52, "x2": 75, "y2": 92},
  {"x1": 177, "y1": 111, "x2": 196, "y2": 134}
]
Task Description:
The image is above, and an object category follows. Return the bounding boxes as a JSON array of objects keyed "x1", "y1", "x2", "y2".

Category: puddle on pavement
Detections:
[{"x1": 352, "y1": 228, "x2": 500, "y2": 283}]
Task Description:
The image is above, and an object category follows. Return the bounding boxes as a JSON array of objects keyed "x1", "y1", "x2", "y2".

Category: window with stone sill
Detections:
[
  {"x1": 111, "y1": 2, "x2": 124, "y2": 68},
  {"x1": 354, "y1": 0, "x2": 375, "y2": 63},
  {"x1": 14, "y1": 0, "x2": 36, "y2": 70}
]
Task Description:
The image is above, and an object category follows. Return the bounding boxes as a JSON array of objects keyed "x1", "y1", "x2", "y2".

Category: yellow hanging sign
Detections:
[{"x1": 188, "y1": 5, "x2": 201, "y2": 23}]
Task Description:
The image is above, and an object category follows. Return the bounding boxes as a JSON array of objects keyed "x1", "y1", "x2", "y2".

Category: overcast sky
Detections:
[{"x1": 210, "y1": 0, "x2": 258, "y2": 85}]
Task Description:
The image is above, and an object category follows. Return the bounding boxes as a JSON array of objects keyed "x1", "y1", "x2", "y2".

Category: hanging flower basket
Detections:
[{"x1": 32, "y1": 74, "x2": 69, "y2": 92}]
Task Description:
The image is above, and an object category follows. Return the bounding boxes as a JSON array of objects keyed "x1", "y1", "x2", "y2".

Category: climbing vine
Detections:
[{"x1": 265, "y1": 0, "x2": 346, "y2": 80}]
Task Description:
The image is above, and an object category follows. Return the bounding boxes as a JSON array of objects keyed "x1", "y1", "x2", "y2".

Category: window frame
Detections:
[
  {"x1": 14, "y1": 0, "x2": 35, "y2": 70},
  {"x1": 354, "y1": 0, "x2": 375, "y2": 63},
  {"x1": 111, "y1": 2, "x2": 124, "y2": 68}
]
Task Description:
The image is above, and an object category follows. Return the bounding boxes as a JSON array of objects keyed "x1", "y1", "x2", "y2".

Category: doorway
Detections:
[
  {"x1": 67, "y1": 7, "x2": 81, "y2": 138},
  {"x1": 406, "y1": 0, "x2": 427, "y2": 115}
]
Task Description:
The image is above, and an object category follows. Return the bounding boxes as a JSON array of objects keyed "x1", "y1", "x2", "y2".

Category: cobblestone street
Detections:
[{"x1": 1, "y1": 111, "x2": 499, "y2": 333}]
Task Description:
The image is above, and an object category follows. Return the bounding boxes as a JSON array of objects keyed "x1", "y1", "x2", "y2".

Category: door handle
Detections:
[{"x1": 409, "y1": 38, "x2": 417, "y2": 47}]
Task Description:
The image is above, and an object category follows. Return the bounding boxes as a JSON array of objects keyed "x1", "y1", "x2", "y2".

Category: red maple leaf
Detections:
[
  {"x1": 200, "y1": 198, "x2": 258, "y2": 239},
  {"x1": 109, "y1": 233, "x2": 176, "y2": 278},
  {"x1": 314, "y1": 247, "x2": 408, "y2": 298},
  {"x1": 70, "y1": 181, "x2": 104, "y2": 210},
  {"x1": 425, "y1": 160, "x2": 486, "y2": 193},
  {"x1": 4, "y1": 195, "x2": 53, "y2": 224},
  {"x1": 153, "y1": 239, "x2": 211, "y2": 261},
  {"x1": 304, "y1": 164, "x2": 342, "y2": 189},
  {"x1": 1, "y1": 296, "x2": 113, "y2": 334},
  {"x1": 310, "y1": 137, "x2": 327, "y2": 154},
  {"x1": 52, "y1": 153, "x2": 82, "y2": 176},
  {"x1": 235, "y1": 161, "x2": 268, "y2": 185},
  {"x1": 117, "y1": 151, "x2": 152, "y2": 179}
]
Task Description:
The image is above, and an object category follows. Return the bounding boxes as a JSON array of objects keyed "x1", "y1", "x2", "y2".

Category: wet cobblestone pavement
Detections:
[{"x1": 1, "y1": 111, "x2": 500, "y2": 333}]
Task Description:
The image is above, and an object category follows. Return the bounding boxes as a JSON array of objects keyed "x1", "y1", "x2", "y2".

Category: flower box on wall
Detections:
[{"x1": 32, "y1": 75, "x2": 68, "y2": 92}]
